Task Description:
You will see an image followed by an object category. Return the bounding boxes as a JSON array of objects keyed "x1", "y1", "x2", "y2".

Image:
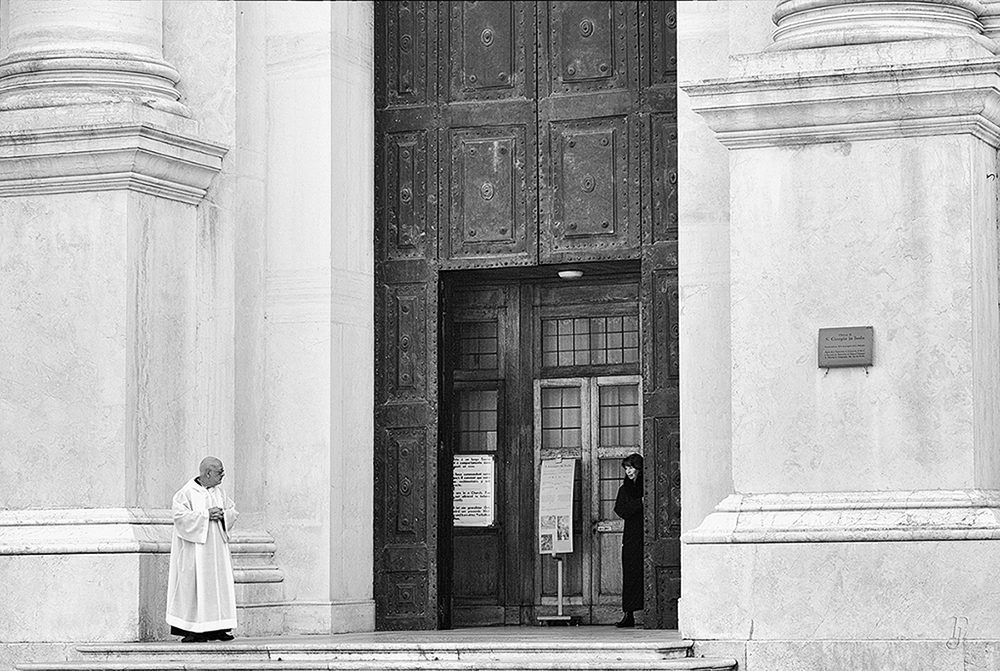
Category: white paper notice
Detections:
[
  {"x1": 453, "y1": 454, "x2": 495, "y2": 527},
  {"x1": 538, "y1": 458, "x2": 576, "y2": 554}
]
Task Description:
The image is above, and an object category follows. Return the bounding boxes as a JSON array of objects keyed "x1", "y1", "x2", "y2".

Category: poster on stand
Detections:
[
  {"x1": 538, "y1": 457, "x2": 576, "y2": 554},
  {"x1": 453, "y1": 454, "x2": 495, "y2": 527}
]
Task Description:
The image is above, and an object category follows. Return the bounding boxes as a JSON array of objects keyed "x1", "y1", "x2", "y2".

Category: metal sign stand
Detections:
[
  {"x1": 537, "y1": 552, "x2": 579, "y2": 626},
  {"x1": 537, "y1": 456, "x2": 580, "y2": 626}
]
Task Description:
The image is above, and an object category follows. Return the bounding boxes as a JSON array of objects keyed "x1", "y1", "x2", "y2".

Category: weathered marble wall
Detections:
[
  {"x1": 0, "y1": 192, "x2": 129, "y2": 508},
  {"x1": 730, "y1": 135, "x2": 996, "y2": 493},
  {"x1": 0, "y1": 3, "x2": 373, "y2": 665},
  {"x1": 677, "y1": 0, "x2": 774, "y2": 534},
  {"x1": 255, "y1": 1, "x2": 375, "y2": 633},
  {"x1": 680, "y1": 2, "x2": 1000, "y2": 668}
]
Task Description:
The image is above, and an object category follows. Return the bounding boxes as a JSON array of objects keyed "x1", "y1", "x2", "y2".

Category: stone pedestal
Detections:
[
  {"x1": 0, "y1": 0, "x2": 232, "y2": 664},
  {"x1": 683, "y1": 1, "x2": 1000, "y2": 668}
]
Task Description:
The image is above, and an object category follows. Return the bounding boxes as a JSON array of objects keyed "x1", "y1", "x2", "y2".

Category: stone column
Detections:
[
  {"x1": 0, "y1": 0, "x2": 187, "y2": 114},
  {"x1": 683, "y1": 0, "x2": 1000, "y2": 667},
  {"x1": 0, "y1": 0, "x2": 227, "y2": 662}
]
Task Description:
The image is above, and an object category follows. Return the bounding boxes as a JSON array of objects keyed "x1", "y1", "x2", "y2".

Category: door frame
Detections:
[
  {"x1": 532, "y1": 375, "x2": 643, "y2": 622},
  {"x1": 588, "y1": 374, "x2": 643, "y2": 618}
]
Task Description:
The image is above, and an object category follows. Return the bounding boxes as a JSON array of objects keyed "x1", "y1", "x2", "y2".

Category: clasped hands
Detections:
[{"x1": 208, "y1": 506, "x2": 225, "y2": 521}]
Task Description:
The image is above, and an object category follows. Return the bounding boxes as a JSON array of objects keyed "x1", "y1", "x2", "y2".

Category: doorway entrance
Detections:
[
  {"x1": 440, "y1": 269, "x2": 644, "y2": 626},
  {"x1": 535, "y1": 376, "x2": 642, "y2": 624},
  {"x1": 373, "y1": 1, "x2": 679, "y2": 630}
]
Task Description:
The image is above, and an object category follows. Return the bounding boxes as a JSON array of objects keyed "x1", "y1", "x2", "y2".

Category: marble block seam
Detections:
[{"x1": 684, "y1": 490, "x2": 1000, "y2": 544}]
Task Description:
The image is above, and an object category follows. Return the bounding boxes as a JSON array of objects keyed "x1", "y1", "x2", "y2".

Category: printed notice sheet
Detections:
[
  {"x1": 453, "y1": 454, "x2": 495, "y2": 527},
  {"x1": 538, "y1": 458, "x2": 575, "y2": 554}
]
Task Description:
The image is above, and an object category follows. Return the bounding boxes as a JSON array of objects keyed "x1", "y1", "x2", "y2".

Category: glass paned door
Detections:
[
  {"x1": 534, "y1": 376, "x2": 642, "y2": 623},
  {"x1": 535, "y1": 379, "x2": 587, "y2": 608},
  {"x1": 590, "y1": 376, "x2": 642, "y2": 618}
]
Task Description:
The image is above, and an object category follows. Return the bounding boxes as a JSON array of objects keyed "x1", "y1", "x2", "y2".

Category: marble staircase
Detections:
[{"x1": 16, "y1": 632, "x2": 737, "y2": 671}]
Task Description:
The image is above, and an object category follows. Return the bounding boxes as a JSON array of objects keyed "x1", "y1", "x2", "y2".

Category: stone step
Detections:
[
  {"x1": 78, "y1": 639, "x2": 696, "y2": 662},
  {"x1": 17, "y1": 660, "x2": 738, "y2": 671}
]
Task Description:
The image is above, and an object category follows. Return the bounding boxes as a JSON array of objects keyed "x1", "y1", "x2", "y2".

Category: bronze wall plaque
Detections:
[{"x1": 818, "y1": 326, "x2": 873, "y2": 368}]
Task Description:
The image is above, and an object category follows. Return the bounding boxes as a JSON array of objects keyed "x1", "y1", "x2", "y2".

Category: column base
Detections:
[
  {"x1": 682, "y1": 538, "x2": 1000, "y2": 641},
  {"x1": 695, "y1": 639, "x2": 1000, "y2": 671}
]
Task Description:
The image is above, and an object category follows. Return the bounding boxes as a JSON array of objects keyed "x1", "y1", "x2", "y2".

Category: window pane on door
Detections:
[
  {"x1": 540, "y1": 386, "x2": 582, "y2": 449},
  {"x1": 457, "y1": 389, "x2": 498, "y2": 452},
  {"x1": 457, "y1": 320, "x2": 499, "y2": 370},
  {"x1": 540, "y1": 314, "x2": 639, "y2": 367},
  {"x1": 599, "y1": 384, "x2": 639, "y2": 448},
  {"x1": 599, "y1": 458, "x2": 622, "y2": 519}
]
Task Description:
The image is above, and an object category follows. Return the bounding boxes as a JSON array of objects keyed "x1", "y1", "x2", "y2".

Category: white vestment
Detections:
[{"x1": 165, "y1": 477, "x2": 239, "y2": 632}]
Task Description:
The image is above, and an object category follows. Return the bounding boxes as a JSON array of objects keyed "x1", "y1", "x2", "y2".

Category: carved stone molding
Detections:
[
  {"x1": 0, "y1": 0, "x2": 189, "y2": 116},
  {"x1": 983, "y1": 0, "x2": 1000, "y2": 41},
  {"x1": 683, "y1": 39, "x2": 1000, "y2": 148},
  {"x1": 0, "y1": 507, "x2": 283, "y2": 586},
  {"x1": 0, "y1": 50, "x2": 188, "y2": 117},
  {"x1": 0, "y1": 108, "x2": 226, "y2": 205},
  {"x1": 683, "y1": 490, "x2": 1000, "y2": 544},
  {"x1": 768, "y1": 0, "x2": 997, "y2": 53}
]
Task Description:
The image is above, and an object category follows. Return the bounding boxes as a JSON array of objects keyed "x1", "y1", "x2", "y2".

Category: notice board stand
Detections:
[
  {"x1": 536, "y1": 457, "x2": 581, "y2": 626},
  {"x1": 536, "y1": 552, "x2": 580, "y2": 626}
]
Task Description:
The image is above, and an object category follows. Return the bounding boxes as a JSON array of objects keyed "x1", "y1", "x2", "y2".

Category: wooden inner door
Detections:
[
  {"x1": 534, "y1": 375, "x2": 642, "y2": 624},
  {"x1": 442, "y1": 273, "x2": 641, "y2": 627}
]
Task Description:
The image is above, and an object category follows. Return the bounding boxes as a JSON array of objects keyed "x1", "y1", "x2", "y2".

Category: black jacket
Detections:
[{"x1": 613, "y1": 475, "x2": 644, "y2": 612}]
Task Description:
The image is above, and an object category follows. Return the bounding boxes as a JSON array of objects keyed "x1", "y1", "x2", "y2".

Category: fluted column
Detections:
[{"x1": 0, "y1": 0, "x2": 187, "y2": 115}]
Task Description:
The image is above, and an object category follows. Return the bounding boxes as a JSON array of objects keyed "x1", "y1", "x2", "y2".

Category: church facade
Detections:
[{"x1": 2, "y1": 1, "x2": 1000, "y2": 669}]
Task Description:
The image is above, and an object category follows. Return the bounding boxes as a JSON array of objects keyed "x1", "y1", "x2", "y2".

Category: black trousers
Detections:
[{"x1": 621, "y1": 540, "x2": 644, "y2": 612}]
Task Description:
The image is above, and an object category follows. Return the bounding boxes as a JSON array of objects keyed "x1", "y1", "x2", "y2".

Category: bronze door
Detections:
[{"x1": 375, "y1": 2, "x2": 678, "y2": 630}]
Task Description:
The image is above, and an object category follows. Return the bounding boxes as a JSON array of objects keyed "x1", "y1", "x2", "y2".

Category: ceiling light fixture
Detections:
[{"x1": 557, "y1": 269, "x2": 584, "y2": 279}]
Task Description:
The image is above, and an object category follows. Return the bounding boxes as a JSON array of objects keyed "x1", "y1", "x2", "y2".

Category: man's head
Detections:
[{"x1": 199, "y1": 456, "x2": 225, "y2": 488}]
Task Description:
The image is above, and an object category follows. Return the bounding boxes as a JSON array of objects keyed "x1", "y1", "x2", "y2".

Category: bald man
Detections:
[{"x1": 165, "y1": 457, "x2": 239, "y2": 642}]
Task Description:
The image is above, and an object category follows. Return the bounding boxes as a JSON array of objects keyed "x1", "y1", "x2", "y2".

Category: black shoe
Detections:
[
  {"x1": 214, "y1": 631, "x2": 235, "y2": 642},
  {"x1": 615, "y1": 614, "x2": 635, "y2": 628},
  {"x1": 181, "y1": 635, "x2": 208, "y2": 643}
]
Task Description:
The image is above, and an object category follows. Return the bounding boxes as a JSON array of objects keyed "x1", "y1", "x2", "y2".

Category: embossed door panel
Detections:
[
  {"x1": 647, "y1": 114, "x2": 677, "y2": 245},
  {"x1": 538, "y1": 1, "x2": 641, "y2": 264},
  {"x1": 375, "y1": 2, "x2": 441, "y2": 631},
  {"x1": 546, "y1": 1, "x2": 631, "y2": 95},
  {"x1": 377, "y1": 0, "x2": 436, "y2": 110},
  {"x1": 381, "y1": 130, "x2": 438, "y2": 262},
  {"x1": 445, "y1": 1, "x2": 532, "y2": 103},
  {"x1": 542, "y1": 117, "x2": 638, "y2": 259},
  {"x1": 442, "y1": 125, "x2": 536, "y2": 265},
  {"x1": 645, "y1": 0, "x2": 676, "y2": 90}
]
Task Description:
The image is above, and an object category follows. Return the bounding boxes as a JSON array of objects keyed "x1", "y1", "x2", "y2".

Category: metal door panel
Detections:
[
  {"x1": 538, "y1": 1, "x2": 640, "y2": 264},
  {"x1": 440, "y1": 2, "x2": 537, "y2": 269},
  {"x1": 442, "y1": 124, "x2": 535, "y2": 265},
  {"x1": 374, "y1": 1, "x2": 441, "y2": 631}
]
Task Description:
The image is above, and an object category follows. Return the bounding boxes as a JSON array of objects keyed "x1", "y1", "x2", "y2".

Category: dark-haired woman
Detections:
[{"x1": 613, "y1": 452, "x2": 644, "y2": 628}]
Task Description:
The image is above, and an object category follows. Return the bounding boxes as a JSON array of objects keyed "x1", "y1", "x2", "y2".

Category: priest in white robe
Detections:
[{"x1": 166, "y1": 456, "x2": 239, "y2": 642}]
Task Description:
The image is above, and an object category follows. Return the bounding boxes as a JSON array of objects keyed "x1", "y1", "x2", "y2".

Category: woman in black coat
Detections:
[{"x1": 613, "y1": 452, "x2": 643, "y2": 628}]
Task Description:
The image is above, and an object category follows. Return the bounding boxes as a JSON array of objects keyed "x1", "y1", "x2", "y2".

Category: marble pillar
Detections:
[
  {"x1": 0, "y1": 0, "x2": 227, "y2": 664},
  {"x1": 254, "y1": 1, "x2": 375, "y2": 634},
  {"x1": 682, "y1": 0, "x2": 1000, "y2": 667}
]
